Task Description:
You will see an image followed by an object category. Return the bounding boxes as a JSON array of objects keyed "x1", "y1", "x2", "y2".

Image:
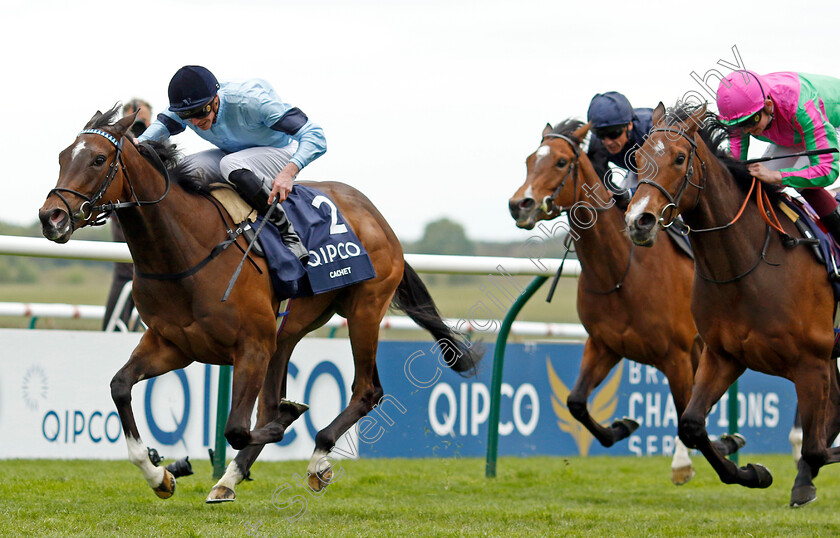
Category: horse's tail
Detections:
[{"x1": 391, "y1": 262, "x2": 484, "y2": 376}]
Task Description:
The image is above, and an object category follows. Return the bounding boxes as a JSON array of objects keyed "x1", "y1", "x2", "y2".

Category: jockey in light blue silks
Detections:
[{"x1": 138, "y1": 65, "x2": 327, "y2": 263}]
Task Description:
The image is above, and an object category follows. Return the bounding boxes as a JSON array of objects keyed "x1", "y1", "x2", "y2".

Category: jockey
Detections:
[
  {"x1": 716, "y1": 70, "x2": 840, "y2": 243},
  {"x1": 586, "y1": 91, "x2": 654, "y2": 207},
  {"x1": 138, "y1": 65, "x2": 327, "y2": 263}
]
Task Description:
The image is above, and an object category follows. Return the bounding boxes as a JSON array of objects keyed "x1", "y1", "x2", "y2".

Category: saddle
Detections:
[
  {"x1": 210, "y1": 183, "x2": 377, "y2": 300},
  {"x1": 777, "y1": 194, "x2": 840, "y2": 301}
]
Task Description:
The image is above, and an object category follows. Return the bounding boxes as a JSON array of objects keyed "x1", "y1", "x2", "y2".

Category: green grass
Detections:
[{"x1": 2, "y1": 455, "x2": 839, "y2": 537}]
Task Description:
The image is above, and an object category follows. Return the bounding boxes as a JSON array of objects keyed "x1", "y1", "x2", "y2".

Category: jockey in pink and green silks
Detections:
[{"x1": 716, "y1": 70, "x2": 840, "y2": 243}]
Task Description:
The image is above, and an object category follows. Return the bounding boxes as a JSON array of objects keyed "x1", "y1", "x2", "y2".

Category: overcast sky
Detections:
[{"x1": 3, "y1": 0, "x2": 838, "y2": 241}]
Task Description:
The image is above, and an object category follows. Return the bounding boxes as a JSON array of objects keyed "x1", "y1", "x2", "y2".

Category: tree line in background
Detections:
[{"x1": 0, "y1": 218, "x2": 571, "y2": 284}]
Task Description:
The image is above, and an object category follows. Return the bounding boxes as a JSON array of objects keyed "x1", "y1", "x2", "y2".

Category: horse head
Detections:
[
  {"x1": 509, "y1": 120, "x2": 590, "y2": 229},
  {"x1": 39, "y1": 107, "x2": 138, "y2": 243},
  {"x1": 625, "y1": 102, "x2": 707, "y2": 246}
]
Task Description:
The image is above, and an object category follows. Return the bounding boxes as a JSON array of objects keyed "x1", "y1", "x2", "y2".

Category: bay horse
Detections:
[
  {"x1": 509, "y1": 120, "x2": 743, "y2": 484},
  {"x1": 625, "y1": 102, "x2": 840, "y2": 507},
  {"x1": 38, "y1": 107, "x2": 482, "y2": 502}
]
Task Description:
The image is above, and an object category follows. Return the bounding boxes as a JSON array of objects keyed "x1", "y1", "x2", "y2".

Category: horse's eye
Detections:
[
  {"x1": 93, "y1": 155, "x2": 107, "y2": 166},
  {"x1": 556, "y1": 158, "x2": 568, "y2": 168},
  {"x1": 675, "y1": 154, "x2": 686, "y2": 166}
]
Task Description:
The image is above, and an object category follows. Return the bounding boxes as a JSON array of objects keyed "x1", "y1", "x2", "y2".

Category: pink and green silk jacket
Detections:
[{"x1": 730, "y1": 72, "x2": 840, "y2": 188}]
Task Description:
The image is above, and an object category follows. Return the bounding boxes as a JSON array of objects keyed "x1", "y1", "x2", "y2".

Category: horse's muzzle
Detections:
[
  {"x1": 39, "y1": 207, "x2": 72, "y2": 243},
  {"x1": 509, "y1": 197, "x2": 537, "y2": 230},
  {"x1": 626, "y1": 211, "x2": 659, "y2": 247}
]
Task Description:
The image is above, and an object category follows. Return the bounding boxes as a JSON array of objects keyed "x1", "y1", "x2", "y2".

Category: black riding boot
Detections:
[
  {"x1": 227, "y1": 169, "x2": 309, "y2": 264},
  {"x1": 820, "y1": 206, "x2": 840, "y2": 246}
]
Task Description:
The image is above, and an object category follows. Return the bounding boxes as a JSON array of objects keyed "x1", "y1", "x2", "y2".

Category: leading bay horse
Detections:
[
  {"x1": 509, "y1": 119, "x2": 743, "y2": 484},
  {"x1": 625, "y1": 102, "x2": 840, "y2": 507},
  {"x1": 39, "y1": 107, "x2": 482, "y2": 502}
]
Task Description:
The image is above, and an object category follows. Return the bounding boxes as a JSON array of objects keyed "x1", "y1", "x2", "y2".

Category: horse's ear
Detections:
[
  {"x1": 84, "y1": 110, "x2": 103, "y2": 129},
  {"x1": 112, "y1": 111, "x2": 138, "y2": 138},
  {"x1": 542, "y1": 123, "x2": 553, "y2": 139},
  {"x1": 573, "y1": 122, "x2": 590, "y2": 142},
  {"x1": 685, "y1": 103, "x2": 708, "y2": 135},
  {"x1": 652, "y1": 102, "x2": 666, "y2": 126}
]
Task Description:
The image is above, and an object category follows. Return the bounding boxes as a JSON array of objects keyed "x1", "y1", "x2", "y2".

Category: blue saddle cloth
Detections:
[
  {"x1": 256, "y1": 184, "x2": 376, "y2": 299},
  {"x1": 779, "y1": 194, "x2": 840, "y2": 303}
]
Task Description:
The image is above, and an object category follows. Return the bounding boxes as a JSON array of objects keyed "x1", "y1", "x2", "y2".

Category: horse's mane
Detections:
[
  {"x1": 549, "y1": 119, "x2": 586, "y2": 144},
  {"x1": 662, "y1": 102, "x2": 769, "y2": 198},
  {"x1": 90, "y1": 105, "x2": 212, "y2": 195}
]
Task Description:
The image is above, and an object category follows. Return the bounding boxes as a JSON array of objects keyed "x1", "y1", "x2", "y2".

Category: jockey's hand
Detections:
[
  {"x1": 269, "y1": 163, "x2": 300, "y2": 204},
  {"x1": 747, "y1": 163, "x2": 784, "y2": 185}
]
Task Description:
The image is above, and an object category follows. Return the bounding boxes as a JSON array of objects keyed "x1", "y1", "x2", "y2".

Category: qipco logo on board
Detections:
[{"x1": 428, "y1": 382, "x2": 539, "y2": 437}]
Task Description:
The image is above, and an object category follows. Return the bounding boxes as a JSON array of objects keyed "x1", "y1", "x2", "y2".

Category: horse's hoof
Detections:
[
  {"x1": 153, "y1": 469, "x2": 176, "y2": 499},
  {"x1": 790, "y1": 485, "x2": 817, "y2": 508},
  {"x1": 205, "y1": 485, "x2": 236, "y2": 503},
  {"x1": 744, "y1": 463, "x2": 773, "y2": 488},
  {"x1": 671, "y1": 465, "x2": 695, "y2": 486},
  {"x1": 308, "y1": 469, "x2": 333, "y2": 492},
  {"x1": 612, "y1": 417, "x2": 640, "y2": 439},
  {"x1": 279, "y1": 399, "x2": 310, "y2": 419},
  {"x1": 718, "y1": 433, "x2": 746, "y2": 455}
]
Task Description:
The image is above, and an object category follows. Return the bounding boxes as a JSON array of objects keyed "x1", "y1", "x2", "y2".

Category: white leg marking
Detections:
[
  {"x1": 671, "y1": 437, "x2": 693, "y2": 469},
  {"x1": 215, "y1": 460, "x2": 244, "y2": 490},
  {"x1": 307, "y1": 448, "x2": 331, "y2": 475},
  {"x1": 71, "y1": 141, "x2": 86, "y2": 161},
  {"x1": 625, "y1": 194, "x2": 651, "y2": 226},
  {"x1": 125, "y1": 435, "x2": 165, "y2": 488}
]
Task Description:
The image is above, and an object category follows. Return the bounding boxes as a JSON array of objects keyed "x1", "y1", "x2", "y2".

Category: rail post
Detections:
[
  {"x1": 486, "y1": 275, "x2": 548, "y2": 478},
  {"x1": 212, "y1": 365, "x2": 232, "y2": 479},
  {"x1": 728, "y1": 381, "x2": 739, "y2": 463}
]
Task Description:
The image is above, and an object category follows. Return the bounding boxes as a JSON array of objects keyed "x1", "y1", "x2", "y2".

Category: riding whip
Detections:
[
  {"x1": 221, "y1": 199, "x2": 278, "y2": 302},
  {"x1": 742, "y1": 148, "x2": 838, "y2": 165}
]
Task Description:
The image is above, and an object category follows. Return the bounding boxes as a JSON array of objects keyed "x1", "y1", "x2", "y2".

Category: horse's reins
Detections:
[
  {"x1": 640, "y1": 126, "x2": 819, "y2": 283},
  {"x1": 539, "y1": 132, "x2": 633, "y2": 300},
  {"x1": 54, "y1": 128, "x2": 257, "y2": 282}
]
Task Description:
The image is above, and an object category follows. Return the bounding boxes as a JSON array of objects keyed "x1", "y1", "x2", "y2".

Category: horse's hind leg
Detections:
[
  {"x1": 566, "y1": 340, "x2": 634, "y2": 446},
  {"x1": 110, "y1": 330, "x2": 192, "y2": 498},
  {"x1": 679, "y1": 349, "x2": 770, "y2": 488},
  {"x1": 305, "y1": 310, "x2": 384, "y2": 492}
]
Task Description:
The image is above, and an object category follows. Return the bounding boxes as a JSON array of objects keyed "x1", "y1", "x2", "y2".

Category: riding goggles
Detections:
[
  {"x1": 733, "y1": 110, "x2": 762, "y2": 130},
  {"x1": 176, "y1": 100, "x2": 214, "y2": 120},
  {"x1": 594, "y1": 125, "x2": 627, "y2": 140}
]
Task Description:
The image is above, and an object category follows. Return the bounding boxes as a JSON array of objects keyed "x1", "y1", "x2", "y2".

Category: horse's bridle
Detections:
[
  {"x1": 48, "y1": 128, "x2": 170, "y2": 227},
  {"x1": 537, "y1": 133, "x2": 581, "y2": 216},
  {"x1": 637, "y1": 127, "x2": 706, "y2": 229}
]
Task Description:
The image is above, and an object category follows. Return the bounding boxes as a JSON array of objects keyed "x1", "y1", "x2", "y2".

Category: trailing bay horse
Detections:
[
  {"x1": 39, "y1": 107, "x2": 482, "y2": 502},
  {"x1": 509, "y1": 119, "x2": 742, "y2": 484},
  {"x1": 625, "y1": 102, "x2": 840, "y2": 507}
]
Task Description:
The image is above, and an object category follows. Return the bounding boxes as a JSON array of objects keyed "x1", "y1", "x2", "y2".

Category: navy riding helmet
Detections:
[
  {"x1": 168, "y1": 65, "x2": 220, "y2": 113},
  {"x1": 587, "y1": 92, "x2": 634, "y2": 129}
]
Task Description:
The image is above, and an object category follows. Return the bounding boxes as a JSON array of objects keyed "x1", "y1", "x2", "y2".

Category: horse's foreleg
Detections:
[
  {"x1": 679, "y1": 349, "x2": 769, "y2": 488},
  {"x1": 566, "y1": 340, "x2": 632, "y2": 446},
  {"x1": 790, "y1": 360, "x2": 836, "y2": 507},
  {"x1": 660, "y1": 347, "x2": 697, "y2": 485},
  {"x1": 207, "y1": 341, "x2": 305, "y2": 503},
  {"x1": 224, "y1": 336, "x2": 276, "y2": 450},
  {"x1": 110, "y1": 331, "x2": 192, "y2": 498}
]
